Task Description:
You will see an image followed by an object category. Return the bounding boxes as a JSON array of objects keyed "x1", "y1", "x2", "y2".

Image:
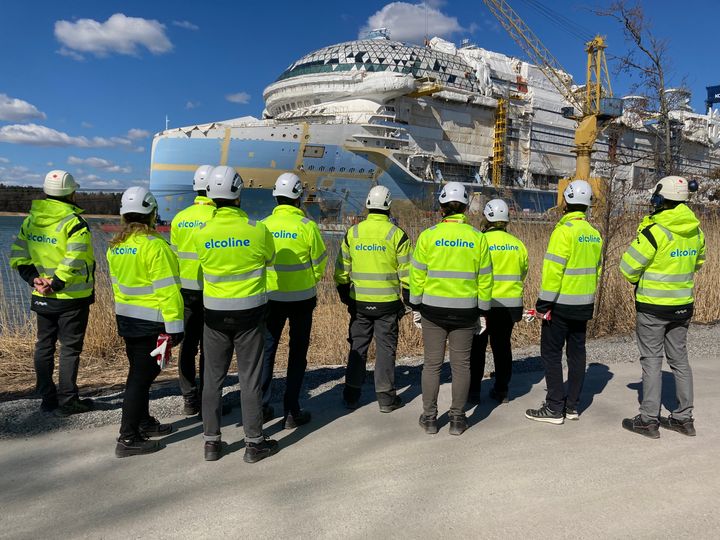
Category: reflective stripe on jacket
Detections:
[
  {"x1": 537, "y1": 211, "x2": 602, "y2": 319},
  {"x1": 10, "y1": 198, "x2": 95, "y2": 303},
  {"x1": 262, "y1": 205, "x2": 327, "y2": 301},
  {"x1": 410, "y1": 213, "x2": 493, "y2": 312},
  {"x1": 620, "y1": 204, "x2": 705, "y2": 316},
  {"x1": 170, "y1": 196, "x2": 216, "y2": 291},
  {"x1": 485, "y1": 228, "x2": 528, "y2": 308},
  {"x1": 333, "y1": 213, "x2": 411, "y2": 304},
  {"x1": 194, "y1": 206, "x2": 275, "y2": 311},
  {"x1": 107, "y1": 233, "x2": 184, "y2": 333}
]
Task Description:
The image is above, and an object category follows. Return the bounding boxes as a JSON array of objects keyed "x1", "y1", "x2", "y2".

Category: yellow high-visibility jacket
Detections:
[
  {"x1": 263, "y1": 205, "x2": 327, "y2": 302},
  {"x1": 485, "y1": 227, "x2": 528, "y2": 315},
  {"x1": 536, "y1": 211, "x2": 602, "y2": 320},
  {"x1": 170, "y1": 195, "x2": 216, "y2": 291},
  {"x1": 620, "y1": 203, "x2": 705, "y2": 320},
  {"x1": 10, "y1": 198, "x2": 95, "y2": 313},
  {"x1": 107, "y1": 232, "x2": 184, "y2": 335},
  {"x1": 410, "y1": 213, "x2": 493, "y2": 324}
]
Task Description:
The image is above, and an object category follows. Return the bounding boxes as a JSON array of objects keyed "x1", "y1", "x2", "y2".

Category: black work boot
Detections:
[
  {"x1": 139, "y1": 416, "x2": 174, "y2": 438},
  {"x1": 40, "y1": 397, "x2": 59, "y2": 413},
  {"x1": 342, "y1": 386, "x2": 360, "y2": 410},
  {"x1": 204, "y1": 441, "x2": 222, "y2": 461},
  {"x1": 183, "y1": 393, "x2": 200, "y2": 416},
  {"x1": 243, "y1": 438, "x2": 279, "y2": 464},
  {"x1": 622, "y1": 414, "x2": 660, "y2": 439},
  {"x1": 489, "y1": 388, "x2": 509, "y2": 404},
  {"x1": 659, "y1": 416, "x2": 696, "y2": 437},
  {"x1": 115, "y1": 435, "x2": 160, "y2": 458},
  {"x1": 449, "y1": 414, "x2": 468, "y2": 436},
  {"x1": 379, "y1": 396, "x2": 404, "y2": 413},
  {"x1": 54, "y1": 397, "x2": 94, "y2": 418},
  {"x1": 283, "y1": 410, "x2": 311, "y2": 429},
  {"x1": 419, "y1": 414, "x2": 438, "y2": 435}
]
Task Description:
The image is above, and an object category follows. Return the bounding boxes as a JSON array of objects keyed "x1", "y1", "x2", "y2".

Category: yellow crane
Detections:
[{"x1": 482, "y1": 0, "x2": 622, "y2": 204}]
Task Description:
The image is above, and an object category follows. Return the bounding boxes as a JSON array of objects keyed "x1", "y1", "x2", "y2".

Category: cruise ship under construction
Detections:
[{"x1": 149, "y1": 30, "x2": 720, "y2": 221}]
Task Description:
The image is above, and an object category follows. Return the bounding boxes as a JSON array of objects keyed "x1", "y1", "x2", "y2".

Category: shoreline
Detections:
[{"x1": 0, "y1": 211, "x2": 120, "y2": 220}]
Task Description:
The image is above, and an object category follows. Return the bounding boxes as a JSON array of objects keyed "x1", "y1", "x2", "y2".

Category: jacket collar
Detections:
[
  {"x1": 441, "y1": 213, "x2": 468, "y2": 224},
  {"x1": 216, "y1": 205, "x2": 248, "y2": 219},
  {"x1": 194, "y1": 195, "x2": 216, "y2": 206},
  {"x1": 272, "y1": 204, "x2": 305, "y2": 217},
  {"x1": 366, "y1": 212, "x2": 390, "y2": 222},
  {"x1": 558, "y1": 211, "x2": 586, "y2": 226}
]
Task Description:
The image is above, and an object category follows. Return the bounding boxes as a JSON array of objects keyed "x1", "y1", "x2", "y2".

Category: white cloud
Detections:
[
  {"x1": 226, "y1": 92, "x2": 251, "y2": 104},
  {"x1": 67, "y1": 156, "x2": 131, "y2": 173},
  {"x1": 0, "y1": 93, "x2": 47, "y2": 122},
  {"x1": 0, "y1": 165, "x2": 43, "y2": 184},
  {"x1": 54, "y1": 13, "x2": 173, "y2": 60},
  {"x1": 172, "y1": 20, "x2": 199, "y2": 31},
  {"x1": 0, "y1": 157, "x2": 9, "y2": 163},
  {"x1": 127, "y1": 128, "x2": 150, "y2": 139},
  {"x1": 360, "y1": 2, "x2": 464, "y2": 43},
  {"x1": 185, "y1": 100, "x2": 201, "y2": 109},
  {"x1": 78, "y1": 174, "x2": 148, "y2": 190},
  {"x1": 0, "y1": 123, "x2": 134, "y2": 148}
]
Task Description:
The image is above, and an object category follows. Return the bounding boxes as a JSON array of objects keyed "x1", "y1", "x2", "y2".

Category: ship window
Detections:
[
  {"x1": 303, "y1": 145, "x2": 325, "y2": 158},
  {"x1": 359, "y1": 168, "x2": 365, "y2": 173},
  {"x1": 339, "y1": 167, "x2": 346, "y2": 172},
  {"x1": 319, "y1": 166, "x2": 326, "y2": 172},
  {"x1": 349, "y1": 168, "x2": 355, "y2": 173},
  {"x1": 329, "y1": 167, "x2": 335, "y2": 172},
  {"x1": 368, "y1": 169, "x2": 375, "y2": 174},
  {"x1": 293, "y1": 134, "x2": 298, "y2": 139},
  {"x1": 308, "y1": 165, "x2": 315, "y2": 171}
]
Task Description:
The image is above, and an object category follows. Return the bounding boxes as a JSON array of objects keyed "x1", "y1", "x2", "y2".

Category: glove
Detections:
[
  {"x1": 169, "y1": 332, "x2": 184, "y2": 346},
  {"x1": 474, "y1": 316, "x2": 487, "y2": 335},
  {"x1": 412, "y1": 311, "x2": 422, "y2": 329},
  {"x1": 522, "y1": 309, "x2": 551, "y2": 323}
]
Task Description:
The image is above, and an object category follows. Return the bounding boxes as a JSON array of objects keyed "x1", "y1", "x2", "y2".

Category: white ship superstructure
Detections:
[{"x1": 150, "y1": 32, "x2": 720, "y2": 220}]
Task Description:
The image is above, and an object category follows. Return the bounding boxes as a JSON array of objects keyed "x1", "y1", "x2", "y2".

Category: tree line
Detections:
[{"x1": 0, "y1": 185, "x2": 121, "y2": 214}]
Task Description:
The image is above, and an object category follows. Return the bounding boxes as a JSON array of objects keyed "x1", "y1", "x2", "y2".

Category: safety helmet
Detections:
[
  {"x1": 650, "y1": 175, "x2": 698, "y2": 205},
  {"x1": 44, "y1": 170, "x2": 79, "y2": 197},
  {"x1": 120, "y1": 186, "x2": 157, "y2": 216},
  {"x1": 192, "y1": 165, "x2": 214, "y2": 192},
  {"x1": 483, "y1": 199, "x2": 510, "y2": 222},
  {"x1": 366, "y1": 185, "x2": 392, "y2": 210},
  {"x1": 273, "y1": 172, "x2": 303, "y2": 199},
  {"x1": 438, "y1": 182, "x2": 469, "y2": 205},
  {"x1": 206, "y1": 166, "x2": 243, "y2": 200},
  {"x1": 563, "y1": 180, "x2": 593, "y2": 206}
]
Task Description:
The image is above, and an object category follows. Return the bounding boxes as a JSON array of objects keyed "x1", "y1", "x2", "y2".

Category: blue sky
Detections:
[{"x1": 0, "y1": 0, "x2": 717, "y2": 191}]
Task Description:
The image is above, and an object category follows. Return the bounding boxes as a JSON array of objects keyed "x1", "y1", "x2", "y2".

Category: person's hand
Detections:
[
  {"x1": 474, "y1": 316, "x2": 487, "y2": 335},
  {"x1": 412, "y1": 311, "x2": 422, "y2": 329},
  {"x1": 33, "y1": 277, "x2": 52, "y2": 295}
]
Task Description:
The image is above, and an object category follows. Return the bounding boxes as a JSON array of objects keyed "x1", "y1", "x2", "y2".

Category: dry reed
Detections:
[{"x1": 1, "y1": 207, "x2": 718, "y2": 395}]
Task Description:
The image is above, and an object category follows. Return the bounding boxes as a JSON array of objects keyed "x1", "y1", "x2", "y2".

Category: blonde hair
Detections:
[{"x1": 109, "y1": 215, "x2": 160, "y2": 247}]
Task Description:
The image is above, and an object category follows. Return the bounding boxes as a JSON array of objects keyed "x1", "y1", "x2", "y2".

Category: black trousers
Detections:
[
  {"x1": 178, "y1": 289, "x2": 204, "y2": 400},
  {"x1": 34, "y1": 306, "x2": 90, "y2": 406},
  {"x1": 540, "y1": 314, "x2": 587, "y2": 412},
  {"x1": 120, "y1": 335, "x2": 161, "y2": 439},
  {"x1": 469, "y1": 308, "x2": 515, "y2": 394},
  {"x1": 344, "y1": 310, "x2": 399, "y2": 406},
  {"x1": 261, "y1": 298, "x2": 315, "y2": 415}
]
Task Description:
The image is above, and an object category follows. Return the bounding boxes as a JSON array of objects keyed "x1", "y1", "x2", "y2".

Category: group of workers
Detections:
[{"x1": 9, "y1": 166, "x2": 705, "y2": 461}]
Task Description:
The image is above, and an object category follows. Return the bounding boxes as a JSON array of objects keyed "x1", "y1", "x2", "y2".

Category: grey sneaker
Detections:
[
  {"x1": 659, "y1": 416, "x2": 695, "y2": 437},
  {"x1": 379, "y1": 396, "x2": 404, "y2": 413},
  {"x1": 448, "y1": 414, "x2": 468, "y2": 436},
  {"x1": 419, "y1": 414, "x2": 438, "y2": 434},
  {"x1": 525, "y1": 403, "x2": 564, "y2": 425},
  {"x1": 565, "y1": 406, "x2": 580, "y2": 421},
  {"x1": 622, "y1": 415, "x2": 660, "y2": 439}
]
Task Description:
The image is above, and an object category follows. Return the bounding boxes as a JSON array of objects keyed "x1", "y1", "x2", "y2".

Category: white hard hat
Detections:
[
  {"x1": 206, "y1": 166, "x2": 243, "y2": 200},
  {"x1": 273, "y1": 172, "x2": 303, "y2": 199},
  {"x1": 484, "y1": 199, "x2": 509, "y2": 222},
  {"x1": 120, "y1": 186, "x2": 157, "y2": 215},
  {"x1": 438, "y1": 182, "x2": 469, "y2": 205},
  {"x1": 563, "y1": 180, "x2": 593, "y2": 206},
  {"x1": 366, "y1": 185, "x2": 392, "y2": 210},
  {"x1": 651, "y1": 175, "x2": 693, "y2": 203},
  {"x1": 44, "y1": 170, "x2": 79, "y2": 197},
  {"x1": 193, "y1": 165, "x2": 214, "y2": 192}
]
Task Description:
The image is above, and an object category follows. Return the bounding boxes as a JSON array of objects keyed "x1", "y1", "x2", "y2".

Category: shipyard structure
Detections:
[{"x1": 150, "y1": 33, "x2": 720, "y2": 220}]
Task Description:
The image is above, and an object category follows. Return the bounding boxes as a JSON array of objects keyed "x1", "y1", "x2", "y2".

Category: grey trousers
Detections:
[
  {"x1": 636, "y1": 312, "x2": 693, "y2": 422},
  {"x1": 345, "y1": 311, "x2": 399, "y2": 405},
  {"x1": 421, "y1": 317, "x2": 475, "y2": 418},
  {"x1": 202, "y1": 323, "x2": 265, "y2": 443}
]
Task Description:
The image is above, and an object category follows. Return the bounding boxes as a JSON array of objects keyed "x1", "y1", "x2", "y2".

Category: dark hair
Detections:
[
  {"x1": 368, "y1": 208, "x2": 390, "y2": 216},
  {"x1": 196, "y1": 190, "x2": 207, "y2": 197},
  {"x1": 276, "y1": 196, "x2": 299, "y2": 206},
  {"x1": 441, "y1": 201, "x2": 467, "y2": 216},
  {"x1": 565, "y1": 203, "x2": 588, "y2": 213},
  {"x1": 46, "y1": 194, "x2": 74, "y2": 204},
  {"x1": 214, "y1": 198, "x2": 239, "y2": 208}
]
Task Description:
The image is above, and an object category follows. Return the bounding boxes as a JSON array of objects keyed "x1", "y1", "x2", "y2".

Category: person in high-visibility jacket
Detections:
[
  {"x1": 107, "y1": 187, "x2": 184, "y2": 458},
  {"x1": 193, "y1": 166, "x2": 278, "y2": 463},
  {"x1": 9, "y1": 170, "x2": 95, "y2": 417},
  {"x1": 170, "y1": 164, "x2": 216, "y2": 416},
  {"x1": 260, "y1": 173, "x2": 327, "y2": 429},
  {"x1": 468, "y1": 199, "x2": 528, "y2": 404},
  {"x1": 525, "y1": 180, "x2": 603, "y2": 425},
  {"x1": 620, "y1": 176, "x2": 705, "y2": 439},
  {"x1": 410, "y1": 182, "x2": 493, "y2": 436},
  {"x1": 334, "y1": 185, "x2": 411, "y2": 413}
]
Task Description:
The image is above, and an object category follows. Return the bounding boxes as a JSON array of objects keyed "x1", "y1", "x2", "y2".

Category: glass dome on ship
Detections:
[{"x1": 150, "y1": 30, "x2": 719, "y2": 221}]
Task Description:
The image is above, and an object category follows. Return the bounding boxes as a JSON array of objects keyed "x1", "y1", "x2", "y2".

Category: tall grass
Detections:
[{"x1": 1, "y1": 207, "x2": 718, "y2": 394}]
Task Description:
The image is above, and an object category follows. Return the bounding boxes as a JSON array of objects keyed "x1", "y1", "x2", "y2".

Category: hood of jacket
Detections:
[
  {"x1": 29, "y1": 199, "x2": 82, "y2": 228},
  {"x1": 651, "y1": 204, "x2": 700, "y2": 237}
]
